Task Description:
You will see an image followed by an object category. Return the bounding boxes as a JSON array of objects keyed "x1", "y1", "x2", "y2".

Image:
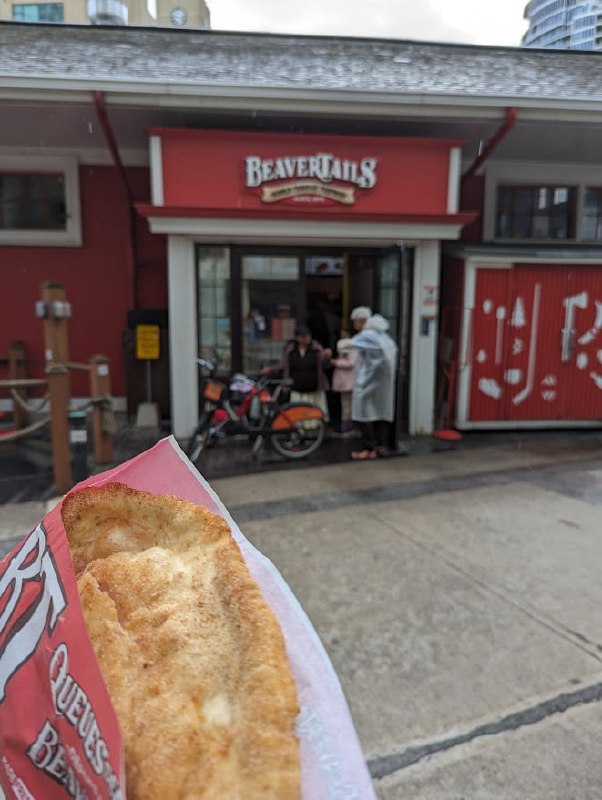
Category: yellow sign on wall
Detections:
[{"x1": 136, "y1": 324, "x2": 160, "y2": 360}]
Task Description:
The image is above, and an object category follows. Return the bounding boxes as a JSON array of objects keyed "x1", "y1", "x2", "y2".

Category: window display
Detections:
[
  {"x1": 197, "y1": 247, "x2": 231, "y2": 371},
  {"x1": 242, "y1": 255, "x2": 300, "y2": 374}
]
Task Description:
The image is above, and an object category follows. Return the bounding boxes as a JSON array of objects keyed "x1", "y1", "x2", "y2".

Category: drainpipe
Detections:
[
  {"x1": 462, "y1": 107, "x2": 518, "y2": 184},
  {"x1": 92, "y1": 90, "x2": 138, "y2": 310}
]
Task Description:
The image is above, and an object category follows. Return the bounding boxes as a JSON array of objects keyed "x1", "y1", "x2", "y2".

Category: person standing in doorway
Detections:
[
  {"x1": 330, "y1": 328, "x2": 357, "y2": 434},
  {"x1": 262, "y1": 324, "x2": 331, "y2": 420},
  {"x1": 350, "y1": 313, "x2": 398, "y2": 459}
]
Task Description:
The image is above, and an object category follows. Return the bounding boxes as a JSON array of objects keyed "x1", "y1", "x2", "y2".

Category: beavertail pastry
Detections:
[{"x1": 61, "y1": 483, "x2": 301, "y2": 800}]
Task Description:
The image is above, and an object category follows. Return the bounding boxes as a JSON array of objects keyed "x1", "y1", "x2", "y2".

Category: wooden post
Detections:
[
  {"x1": 47, "y1": 363, "x2": 72, "y2": 494},
  {"x1": 89, "y1": 354, "x2": 113, "y2": 464},
  {"x1": 40, "y1": 281, "x2": 70, "y2": 365},
  {"x1": 7, "y1": 340, "x2": 27, "y2": 429}
]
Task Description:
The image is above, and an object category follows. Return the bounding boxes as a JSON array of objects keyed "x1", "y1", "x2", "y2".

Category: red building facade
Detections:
[{"x1": 1, "y1": 24, "x2": 602, "y2": 438}]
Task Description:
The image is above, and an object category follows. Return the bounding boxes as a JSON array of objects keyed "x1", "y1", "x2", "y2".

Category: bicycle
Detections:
[{"x1": 186, "y1": 357, "x2": 326, "y2": 464}]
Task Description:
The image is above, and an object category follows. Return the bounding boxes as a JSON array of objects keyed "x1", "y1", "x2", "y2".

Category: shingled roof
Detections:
[{"x1": 1, "y1": 21, "x2": 602, "y2": 104}]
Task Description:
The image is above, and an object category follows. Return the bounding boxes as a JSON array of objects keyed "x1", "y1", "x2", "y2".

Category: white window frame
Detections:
[
  {"x1": 0, "y1": 155, "x2": 81, "y2": 247},
  {"x1": 483, "y1": 161, "x2": 602, "y2": 244}
]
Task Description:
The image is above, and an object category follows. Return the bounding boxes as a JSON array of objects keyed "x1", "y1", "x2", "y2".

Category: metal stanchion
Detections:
[
  {"x1": 47, "y1": 364, "x2": 71, "y2": 494},
  {"x1": 89, "y1": 354, "x2": 114, "y2": 464},
  {"x1": 68, "y1": 410, "x2": 89, "y2": 485}
]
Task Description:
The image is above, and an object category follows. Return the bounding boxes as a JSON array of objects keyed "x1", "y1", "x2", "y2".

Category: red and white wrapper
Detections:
[{"x1": 0, "y1": 436, "x2": 376, "y2": 800}]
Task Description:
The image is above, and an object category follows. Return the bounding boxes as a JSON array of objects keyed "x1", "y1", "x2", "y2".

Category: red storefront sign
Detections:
[
  {"x1": 467, "y1": 265, "x2": 602, "y2": 422},
  {"x1": 146, "y1": 128, "x2": 464, "y2": 219}
]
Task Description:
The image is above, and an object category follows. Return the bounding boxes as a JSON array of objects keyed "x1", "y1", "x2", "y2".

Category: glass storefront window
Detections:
[
  {"x1": 582, "y1": 187, "x2": 602, "y2": 240},
  {"x1": 242, "y1": 255, "x2": 300, "y2": 375},
  {"x1": 197, "y1": 247, "x2": 231, "y2": 372}
]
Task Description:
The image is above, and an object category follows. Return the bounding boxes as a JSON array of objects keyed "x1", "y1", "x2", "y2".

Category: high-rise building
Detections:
[
  {"x1": 0, "y1": 0, "x2": 210, "y2": 27},
  {"x1": 522, "y1": 0, "x2": 602, "y2": 49}
]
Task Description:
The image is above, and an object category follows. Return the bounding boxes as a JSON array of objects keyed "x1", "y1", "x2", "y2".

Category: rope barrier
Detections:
[
  {"x1": 71, "y1": 394, "x2": 117, "y2": 435},
  {"x1": 0, "y1": 394, "x2": 115, "y2": 440},
  {"x1": 71, "y1": 394, "x2": 112, "y2": 412},
  {"x1": 0, "y1": 416, "x2": 50, "y2": 442},
  {"x1": 9, "y1": 388, "x2": 50, "y2": 413}
]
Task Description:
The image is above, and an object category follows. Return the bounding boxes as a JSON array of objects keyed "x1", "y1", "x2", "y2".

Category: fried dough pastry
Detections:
[{"x1": 61, "y1": 483, "x2": 300, "y2": 800}]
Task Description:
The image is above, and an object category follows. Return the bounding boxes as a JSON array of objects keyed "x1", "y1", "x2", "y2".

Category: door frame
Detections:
[
  {"x1": 456, "y1": 255, "x2": 602, "y2": 429},
  {"x1": 168, "y1": 236, "x2": 444, "y2": 438}
]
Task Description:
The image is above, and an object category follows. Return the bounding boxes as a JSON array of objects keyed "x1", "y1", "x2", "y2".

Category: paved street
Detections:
[{"x1": 1, "y1": 432, "x2": 602, "y2": 798}]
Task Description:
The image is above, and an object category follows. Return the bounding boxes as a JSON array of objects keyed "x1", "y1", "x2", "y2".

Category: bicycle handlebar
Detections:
[
  {"x1": 195, "y1": 358, "x2": 294, "y2": 391},
  {"x1": 261, "y1": 377, "x2": 294, "y2": 388}
]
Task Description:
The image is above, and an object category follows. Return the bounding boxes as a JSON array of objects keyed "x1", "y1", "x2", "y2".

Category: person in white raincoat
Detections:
[{"x1": 350, "y1": 313, "x2": 398, "y2": 459}]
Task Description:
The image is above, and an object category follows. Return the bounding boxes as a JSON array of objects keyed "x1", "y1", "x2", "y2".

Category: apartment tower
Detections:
[
  {"x1": 522, "y1": 0, "x2": 602, "y2": 49},
  {"x1": 0, "y1": 0, "x2": 210, "y2": 27}
]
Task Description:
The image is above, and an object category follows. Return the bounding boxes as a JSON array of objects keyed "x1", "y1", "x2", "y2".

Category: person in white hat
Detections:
[
  {"x1": 350, "y1": 313, "x2": 398, "y2": 459},
  {"x1": 350, "y1": 306, "x2": 372, "y2": 332}
]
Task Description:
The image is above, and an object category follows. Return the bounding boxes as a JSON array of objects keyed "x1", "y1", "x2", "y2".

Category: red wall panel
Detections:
[
  {"x1": 468, "y1": 264, "x2": 602, "y2": 423},
  {"x1": 0, "y1": 166, "x2": 166, "y2": 396},
  {"x1": 563, "y1": 266, "x2": 602, "y2": 419},
  {"x1": 459, "y1": 175, "x2": 484, "y2": 243}
]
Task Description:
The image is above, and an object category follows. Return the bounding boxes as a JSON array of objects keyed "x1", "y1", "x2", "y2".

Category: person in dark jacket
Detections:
[{"x1": 263, "y1": 325, "x2": 331, "y2": 420}]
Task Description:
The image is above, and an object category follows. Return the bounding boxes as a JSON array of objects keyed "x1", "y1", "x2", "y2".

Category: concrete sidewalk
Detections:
[
  {"x1": 212, "y1": 435, "x2": 602, "y2": 799},
  {"x1": 2, "y1": 433, "x2": 602, "y2": 798}
]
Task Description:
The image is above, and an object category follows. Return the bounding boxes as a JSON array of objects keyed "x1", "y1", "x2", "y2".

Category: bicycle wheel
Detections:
[
  {"x1": 186, "y1": 412, "x2": 211, "y2": 463},
  {"x1": 270, "y1": 414, "x2": 325, "y2": 459}
]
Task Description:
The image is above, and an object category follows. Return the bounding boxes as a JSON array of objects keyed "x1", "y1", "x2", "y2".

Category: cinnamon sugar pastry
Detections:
[{"x1": 61, "y1": 483, "x2": 300, "y2": 800}]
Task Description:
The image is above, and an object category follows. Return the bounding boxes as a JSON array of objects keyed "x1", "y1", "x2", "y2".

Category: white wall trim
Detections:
[
  {"x1": 446, "y1": 248, "x2": 602, "y2": 265},
  {"x1": 0, "y1": 154, "x2": 82, "y2": 247},
  {"x1": 456, "y1": 260, "x2": 477, "y2": 427},
  {"x1": 409, "y1": 240, "x2": 441, "y2": 435},
  {"x1": 147, "y1": 215, "x2": 465, "y2": 244},
  {"x1": 456, "y1": 258, "x2": 513, "y2": 425},
  {"x1": 457, "y1": 419, "x2": 602, "y2": 431},
  {"x1": 166, "y1": 233, "x2": 445, "y2": 439},
  {"x1": 149, "y1": 136, "x2": 164, "y2": 206},
  {"x1": 167, "y1": 236, "x2": 198, "y2": 439},
  {"x1": 447, "y1": 147, "x2": 462, "y2": 214},
  {"x1": 0, "y1": 145, "x2": 148, "y2": 167}
]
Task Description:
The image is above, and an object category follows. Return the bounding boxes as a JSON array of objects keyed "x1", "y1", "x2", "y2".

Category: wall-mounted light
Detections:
[{"x1": 34, "y1": 300, "x2": 73, "y2": 320}]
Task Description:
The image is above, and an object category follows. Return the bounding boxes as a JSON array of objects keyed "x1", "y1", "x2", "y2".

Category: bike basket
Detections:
[
  {"x1": 229, "y1": 375, "x2": 255, "y2": 393},
  {"x1": 272, "y1": 404, "x2": 324, "y2": 430},
  {"x1": 202, "y1": 379, "x2": 226, "y2": 402}
]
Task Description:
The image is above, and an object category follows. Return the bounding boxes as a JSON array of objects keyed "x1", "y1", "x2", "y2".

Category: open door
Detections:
[
  {"x1": 347, "y1": 246, "x2": 412, "y2": 444},
  {"x1": 375, "y1": 246, "x2": 413, "y2": 444}
]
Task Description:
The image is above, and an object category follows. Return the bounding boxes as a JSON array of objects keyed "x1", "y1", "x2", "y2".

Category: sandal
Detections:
[
  {"x1": 351, "y1": 449, "x2": 377, "y2": 460},
  {"x1": 376, "y1": 446, "x2": 393, "y2": 458}
]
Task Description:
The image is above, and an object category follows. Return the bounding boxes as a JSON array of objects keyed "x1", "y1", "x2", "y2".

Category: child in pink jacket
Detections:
[{"x1": 331, "y1": 329, "x2": 358, "y2": 434}]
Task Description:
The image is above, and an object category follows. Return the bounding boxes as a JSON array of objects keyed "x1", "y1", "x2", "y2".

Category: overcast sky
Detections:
[{"x1": 209, "y1": 0, "x2": 529, "y2": 47}]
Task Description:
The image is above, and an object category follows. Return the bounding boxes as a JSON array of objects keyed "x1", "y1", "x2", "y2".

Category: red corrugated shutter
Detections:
[
  {"x1": 563, "y1": 267, "x2": 602, "y2": 420},
  {"x1": 468, "y1": 264, "x2": 602, "y2": 423}
]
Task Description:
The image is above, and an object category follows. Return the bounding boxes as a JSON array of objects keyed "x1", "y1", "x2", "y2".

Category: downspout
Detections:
[
  {"x1": 92, "y1": 90, "x2": 138, "y2": 310},
  {"x1": 461, "y1": 107, "x2": 518, "y2": 184}
]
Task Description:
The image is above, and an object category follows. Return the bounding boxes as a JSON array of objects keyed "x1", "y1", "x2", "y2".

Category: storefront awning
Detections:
[{"x1": 136, "y1": 204, "x2": 477, "y2": 245}]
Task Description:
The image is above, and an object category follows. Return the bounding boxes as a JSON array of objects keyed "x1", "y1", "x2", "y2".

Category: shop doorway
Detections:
[
  {"x1": 345, "y1": 247, "x2": 414, "y2": 438},
  {"x1": 195, "y1": 243, "x2": 413, "y2": 435}
]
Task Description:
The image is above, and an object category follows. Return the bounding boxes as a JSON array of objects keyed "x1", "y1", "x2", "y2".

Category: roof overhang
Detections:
[
  {"x1": 4, "y1": 76, "x2": 602, "y2": 125},
  {"x1": 136, "y1": 205, "x2": 476, "y2": 245}
]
